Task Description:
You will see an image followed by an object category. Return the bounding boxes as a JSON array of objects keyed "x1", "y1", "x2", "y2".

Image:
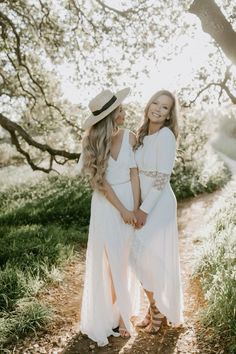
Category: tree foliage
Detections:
[{"x1": 0, "y1": 0, "x2": 235, "y2": 170}]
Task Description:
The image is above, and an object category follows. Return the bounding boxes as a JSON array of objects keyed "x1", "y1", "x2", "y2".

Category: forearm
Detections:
[
  {"x1": 130, "y1": 168, "x2": 140, "y2": 210},
  {"x1": 140, "y1": 172, "x2": 170, "y2": 214},
  {"x1": 102, "y1": 180, "x2": 126, "y2": 214},
  {"x1": 140, "y1": 188, "x2": 162, "y2": 214}
]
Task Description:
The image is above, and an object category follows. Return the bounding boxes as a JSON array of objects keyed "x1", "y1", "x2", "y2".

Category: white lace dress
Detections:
[
  {"x1": 78, "y1": 129, "x2": 140, "y2": 346},
  {"x1": 130, "y1": 127, "x2": 184, "y2": 325}
]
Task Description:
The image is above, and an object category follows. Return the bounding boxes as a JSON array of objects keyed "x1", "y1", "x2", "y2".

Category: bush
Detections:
[
  {"x1": 171, "y1": 112, "x2": 230, "y2": 199},
  {"x1": 194, "y1": 181, "x2": 236, "y2": 353},
  {"x1": 211, "y1": 107, "x2": 236, "y2": 160}
]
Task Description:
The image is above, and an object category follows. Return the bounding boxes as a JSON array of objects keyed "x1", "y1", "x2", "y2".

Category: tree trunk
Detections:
[{"x1": 189, "y1": 0, "x2": 236, "y2": 66}]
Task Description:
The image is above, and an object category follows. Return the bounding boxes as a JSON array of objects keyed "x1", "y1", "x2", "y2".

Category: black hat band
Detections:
[{"x1": 92, "y1": 96, "x2": 117, "y2": 116}]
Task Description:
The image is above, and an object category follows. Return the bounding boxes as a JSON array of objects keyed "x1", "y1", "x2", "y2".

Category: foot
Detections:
[
  {"x1": 119, "y1": 318, "x2": 130, "y2": 338},
  {"x1": 136, "y1": 306, "x2": 151, "y2": 328},
  {"x1": 143, "y1": 302, "x2": 165, "y2": 334}
]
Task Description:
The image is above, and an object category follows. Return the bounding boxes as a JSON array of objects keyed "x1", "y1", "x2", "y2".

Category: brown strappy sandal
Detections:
[
  {"x1": 144, "y1": 302, "x2": 165, "y2": 334},
  {"x1": 136, "y1": 306, "x2": 151, "y2": 328}
]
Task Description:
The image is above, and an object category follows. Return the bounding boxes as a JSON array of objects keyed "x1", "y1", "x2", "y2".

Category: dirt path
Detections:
[{"x1": 14, "y1": 190, "x2": 222, "y2": 354}]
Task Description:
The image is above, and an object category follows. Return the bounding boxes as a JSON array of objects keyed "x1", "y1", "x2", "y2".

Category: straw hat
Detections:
[{"x1": 82, "y1": 87, "x2": 130, "y2": 130}]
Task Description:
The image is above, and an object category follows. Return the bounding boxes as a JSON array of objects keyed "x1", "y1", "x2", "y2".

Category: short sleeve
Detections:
[
  {"x1": 129, "y1": 146, "x2": 137, "y2": 168},
  {"x1": 128, "y1": 130, "x2": 137, "y2": 169},
  {"x1": 156, "y1": 128, "x2": 176, "y2": 174}
]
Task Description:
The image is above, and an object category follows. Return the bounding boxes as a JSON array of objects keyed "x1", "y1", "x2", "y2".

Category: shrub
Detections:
[
  {"x1": 0, "y1": 267, "x2": 29, "y2": 311},
  {"x1": 194, "y1": 182, "x2": 236, "y2": 353},
  {"x1": 171, "y1": 112, "x2": 230, "y2": 199},
  {"x1": 211, "y1": 107, "x2": 236, "y2": 160}
]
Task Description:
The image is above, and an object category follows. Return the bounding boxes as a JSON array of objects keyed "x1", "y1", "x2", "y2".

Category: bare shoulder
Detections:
[{"x1": 129, "y1": 130, "x2": 137, "y2": 146}]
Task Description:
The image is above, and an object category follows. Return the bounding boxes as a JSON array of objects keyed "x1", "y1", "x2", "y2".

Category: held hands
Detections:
[
  {"x1": 134, "y1": 208, "x2": 147, "y2": 229},
  {"x1": 120, "y1": 207, "x2": 147, "y2": 229},
  {"x1": 120, "y1": 208, "x2": 137, "y2": 226}
]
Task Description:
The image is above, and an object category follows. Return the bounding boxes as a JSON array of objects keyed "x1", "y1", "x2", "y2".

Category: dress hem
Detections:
[{"x1": 80, "y1": 328, "x2": 121, "y2": 347}]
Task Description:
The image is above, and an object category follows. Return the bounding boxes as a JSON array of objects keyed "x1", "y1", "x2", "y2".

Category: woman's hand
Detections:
[
  {"x1": 134, "y1": 209, "x2": 148, "y2": 229},
  {"x1": 120, "y1": 208, "x2": 137, "y2": 226}
]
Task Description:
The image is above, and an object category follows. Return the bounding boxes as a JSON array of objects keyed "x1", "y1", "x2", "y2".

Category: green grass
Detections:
[
  {"x1": 0, "y1": 175, "x2": 91, "y2": 348},
  {"x1": 0, "y1": 175, "x2": 91, "y2": 227},
  {"x1": 0, "y1": 300, "x2": 52, "y2": 347},
  {"x1": 0, "y1": 267, "x2": 29, "y2": 312},
  {"x1": 0, "y1": 224, "x2": 87, "y2": 272},
  {"x1": 194, "y1": 181, "x2": 236, "y2": 354}
]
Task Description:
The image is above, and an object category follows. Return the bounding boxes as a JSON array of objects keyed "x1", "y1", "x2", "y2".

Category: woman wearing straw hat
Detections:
[
  {"x1": 77, "y1": 88, "x2": 140, "y2": 346},
  {"x1": 130, "y1": 90, "x2": 184, "y2": 334}
]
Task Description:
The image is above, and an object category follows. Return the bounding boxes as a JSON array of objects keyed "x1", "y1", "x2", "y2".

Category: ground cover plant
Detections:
[{"x1": 194, "y1": 181, "x2": 236, "y2": 354}]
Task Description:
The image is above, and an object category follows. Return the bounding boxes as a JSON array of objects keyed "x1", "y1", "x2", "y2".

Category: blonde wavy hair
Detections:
[
  {"x1": 135, "y1": 90, "x2": 179, "y2": 149},
  {"x1": 80, "y1": 108, "x2": 118, "y2": 190}
]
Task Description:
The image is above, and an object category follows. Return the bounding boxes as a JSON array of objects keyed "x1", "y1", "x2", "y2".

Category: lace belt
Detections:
[{"x1": 110, "y1": 179, "x2": 130, "y2": 186}]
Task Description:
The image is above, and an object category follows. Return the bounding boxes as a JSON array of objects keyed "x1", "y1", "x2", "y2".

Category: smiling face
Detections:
[{"x1": 147, "y1": 95, "x2": 173, "y2": 126}]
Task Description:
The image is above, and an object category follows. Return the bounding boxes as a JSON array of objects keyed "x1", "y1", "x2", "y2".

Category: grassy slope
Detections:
[{"x1": 194, "y1": 180, "x2": 236, "y2": 354}]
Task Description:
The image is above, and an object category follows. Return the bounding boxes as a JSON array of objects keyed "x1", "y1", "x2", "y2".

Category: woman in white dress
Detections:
[
  {"x1": 130, "y1": 90, "x2": 184, "y2": 333},
  {"x1": 78, "y1": 88, "x2": 140, "y2": 346}
]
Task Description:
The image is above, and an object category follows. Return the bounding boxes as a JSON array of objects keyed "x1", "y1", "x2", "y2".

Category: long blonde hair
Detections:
[
  {"x1": 136, "y1": 90, "x2": 179, "y2": 149},
  {"x1": 81, "y1": 108, "x2": 118, "y2": 190}
]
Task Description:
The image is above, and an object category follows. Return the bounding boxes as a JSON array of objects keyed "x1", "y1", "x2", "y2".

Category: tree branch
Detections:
[
  {"x1": 10, "y1": 130, "x2": 58, "y2": 173},
  {"x1": 183, "y1": 65, "x2": 236, "y2": 106},
  {"x1": 0, "y1": 113, "x2": 81, "y2": 172},
  {"x1": 70, "y1": 0, "x2": 97, "y2": 29},
  {"x1": 94, "y1": 0, "x2": 136, "y2": 17},
  {"x1": 6, "y1": 50, "x2": 80, "y2": 131}
]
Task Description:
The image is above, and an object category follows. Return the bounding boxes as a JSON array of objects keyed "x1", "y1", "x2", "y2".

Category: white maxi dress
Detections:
[
  {"x1": 78, "y1": 129, "x2": 139, "y2": 346},
  {"x1": 130, "y1": 127, "x2": 184, "y2": 325}
]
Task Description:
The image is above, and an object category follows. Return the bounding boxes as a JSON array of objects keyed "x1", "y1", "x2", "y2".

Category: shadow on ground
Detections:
[{"x1": 62, "y1": 323, "x2": 185, "y2": 354}]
